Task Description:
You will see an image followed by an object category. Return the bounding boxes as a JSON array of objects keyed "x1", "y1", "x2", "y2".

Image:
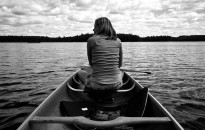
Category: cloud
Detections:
[
  {"x1": 67, "y1": 10, "x2": 96, "y2": 23},
  {"x1": 138, "y1": 0, "x2": 162, "y2": 10},
  {"x1": 1, "y1": 16, "x2": 44, "y2": 27},
  {"x1": 76, "y1": 0, "x2": 94, "y2": 7},
  {"x1": 0, "y1": 0, "x2": 204, "y2": 36}
]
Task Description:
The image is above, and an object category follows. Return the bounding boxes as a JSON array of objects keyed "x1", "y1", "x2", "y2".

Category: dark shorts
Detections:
[{"x1": 85, "y1": 75, "x2": 122, "y2": 90}]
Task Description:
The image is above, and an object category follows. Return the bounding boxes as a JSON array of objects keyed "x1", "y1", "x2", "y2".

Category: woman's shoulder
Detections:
[
  {"x1": 87, "y1": 35, "x2": 100, "y2": 42},
  {"x1": 87, "y1": 35, "x2": 100, "y2": 47}
]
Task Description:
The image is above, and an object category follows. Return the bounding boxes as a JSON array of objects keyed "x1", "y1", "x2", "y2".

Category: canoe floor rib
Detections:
[{"x1": 30, "y1": 116, "x2": 172, "y2": 128}]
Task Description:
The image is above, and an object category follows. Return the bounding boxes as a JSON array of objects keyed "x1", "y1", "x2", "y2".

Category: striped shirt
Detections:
[{"x1": 87, "y1": 35, "x2": 122, "y2": 87}]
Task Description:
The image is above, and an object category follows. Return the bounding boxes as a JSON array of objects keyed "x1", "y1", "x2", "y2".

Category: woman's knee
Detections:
[{"x1": 77, "y1": 70, "x2": 89, "y2": 83}]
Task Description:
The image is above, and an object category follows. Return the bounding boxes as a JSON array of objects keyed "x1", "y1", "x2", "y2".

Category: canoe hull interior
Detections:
[{"x1": 17, "y1": 71, "x2": 183, "y2": 130}]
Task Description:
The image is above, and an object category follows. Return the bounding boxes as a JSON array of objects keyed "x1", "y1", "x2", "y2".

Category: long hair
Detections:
[{"x1": 94, "y1": 17, "x2": 117, "y2": 40}]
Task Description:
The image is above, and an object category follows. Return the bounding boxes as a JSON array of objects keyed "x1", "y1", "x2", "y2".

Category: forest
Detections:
[{"x1": 0, "y1": 34, "x2": 205, "y2": 42}]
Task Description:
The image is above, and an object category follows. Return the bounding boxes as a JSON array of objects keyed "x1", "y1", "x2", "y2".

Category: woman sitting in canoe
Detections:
[{"x1": 78, "y1": 17, "x2": 123, "y2": 90}]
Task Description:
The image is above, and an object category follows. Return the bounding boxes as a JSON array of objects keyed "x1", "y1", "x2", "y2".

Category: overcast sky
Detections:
[{"x1": 0, "y1": 0, "x2": 205, "y2": 37}]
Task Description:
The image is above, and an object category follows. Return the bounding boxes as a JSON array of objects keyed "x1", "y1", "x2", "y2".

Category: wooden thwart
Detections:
[{"x1": 30, "y1": 116, "x2": 171, "y2": 128}]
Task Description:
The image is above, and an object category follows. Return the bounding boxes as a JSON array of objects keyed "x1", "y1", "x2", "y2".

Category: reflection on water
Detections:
[{"x1": 0, "y1": 42, "x2": 204, "y2": 130}]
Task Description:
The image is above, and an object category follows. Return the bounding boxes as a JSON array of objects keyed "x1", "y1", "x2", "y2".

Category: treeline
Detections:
[{"x1": 0, "y1": 34, "x2": 205, "y2": 42}]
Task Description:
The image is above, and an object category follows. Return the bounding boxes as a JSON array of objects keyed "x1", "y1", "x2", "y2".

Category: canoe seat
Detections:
[
  {"x1": 67, "y1": 72, "x2": 135, "y2": 93},
  {"x1": 66, "y1": 72, "x2": 149, "y2": 119}
]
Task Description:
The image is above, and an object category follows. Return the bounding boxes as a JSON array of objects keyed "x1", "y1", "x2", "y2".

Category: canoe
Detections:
[{"x1": 17, "y1": 69, "x2": 184, "y2": 130}]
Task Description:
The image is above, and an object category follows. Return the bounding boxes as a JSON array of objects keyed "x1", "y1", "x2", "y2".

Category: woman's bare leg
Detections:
[{"x1": 77, "y1": 70, "x2": 89, "y2": 84}]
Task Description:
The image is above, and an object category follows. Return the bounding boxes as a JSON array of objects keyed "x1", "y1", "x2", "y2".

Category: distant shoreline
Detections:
[{"x1": 0, "y1": 34, "x2": 205, "y2": 42}]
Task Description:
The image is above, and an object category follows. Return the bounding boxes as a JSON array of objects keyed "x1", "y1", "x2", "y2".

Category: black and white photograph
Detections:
[{"x1": 0, "y1": 0, "x2": 205, "y2": 130}]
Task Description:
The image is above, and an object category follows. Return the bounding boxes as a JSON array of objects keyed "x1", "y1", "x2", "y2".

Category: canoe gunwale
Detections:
[
  {"x1": 17, "y1": 69, "x2": 184, "y2": 130},
  {"x1": 129, "y1": 76, "x2": 184, "y2": 130},
  {"x1": 148, "y1": 94, "x2": 184, "y2": 130},
  {"x1": 17, "y1": 71, "x2": 75, "y2": 130}
]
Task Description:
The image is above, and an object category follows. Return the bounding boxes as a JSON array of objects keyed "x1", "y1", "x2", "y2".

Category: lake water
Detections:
[{"x1": 0, "y1": 42, "x2": 204, "y2": 130}]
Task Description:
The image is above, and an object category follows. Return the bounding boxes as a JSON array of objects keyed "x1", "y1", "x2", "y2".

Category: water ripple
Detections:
[
  {"x1": 0, "y1": 42, "x2": 204, "y2": 130},
  {"x1": 0, "y1": 82, "x2": 22, "y2": 87}
]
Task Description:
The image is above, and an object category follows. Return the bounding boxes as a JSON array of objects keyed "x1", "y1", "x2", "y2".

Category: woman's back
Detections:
[
  {"x1": 76, "y1": 17, "x2": 123, "y2": 90},
  {"x1": 88, "y1": 35, "x2": 122, "y2": 85}
]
